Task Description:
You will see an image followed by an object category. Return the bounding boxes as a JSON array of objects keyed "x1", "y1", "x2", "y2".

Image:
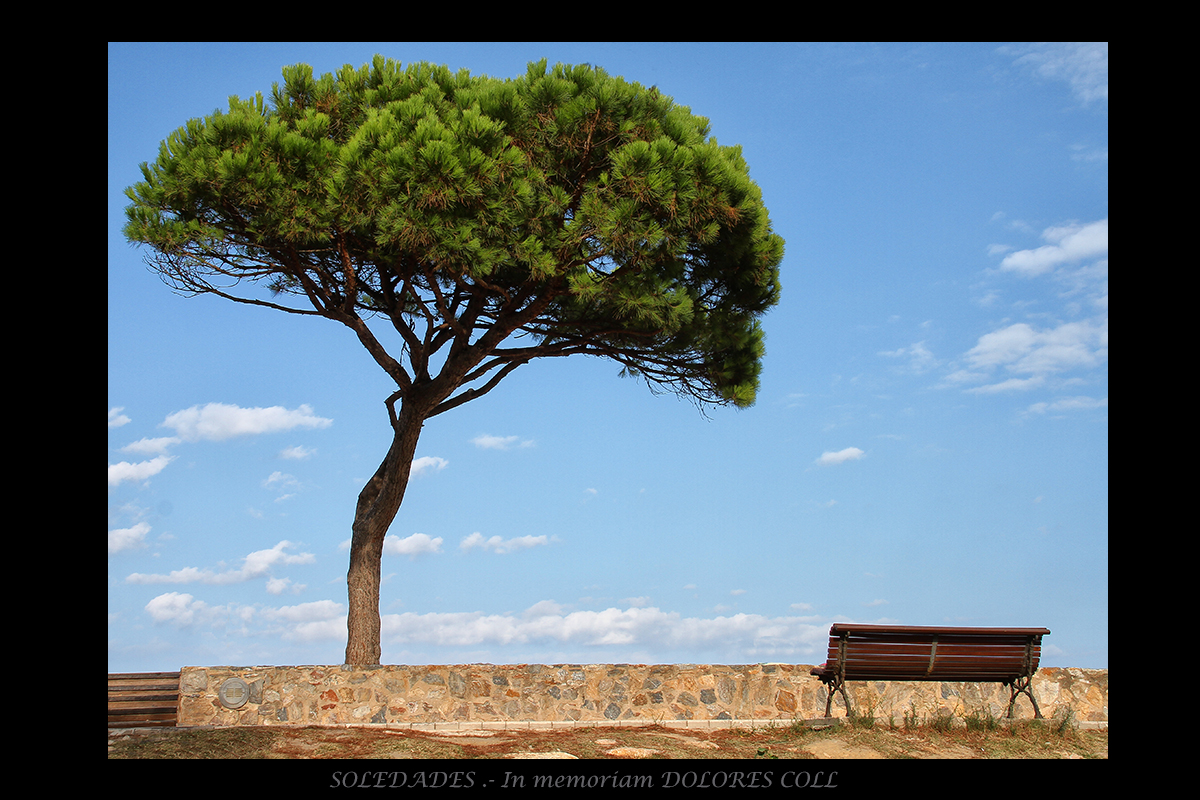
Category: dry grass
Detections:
[{"x1": 108, "y1": 718, "x2": 1107, "y2": 760}]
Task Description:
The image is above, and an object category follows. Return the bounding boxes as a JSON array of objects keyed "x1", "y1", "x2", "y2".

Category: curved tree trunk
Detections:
[{"x1": 344, "y1": 404, "x2": 426, "y2": 666}]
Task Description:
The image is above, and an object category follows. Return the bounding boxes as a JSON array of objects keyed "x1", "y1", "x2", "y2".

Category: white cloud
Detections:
[
  {"x1": 127, "y1": 540, "x2": 315, "y2": 586},
  {"x1": 108, "y1": 521, "x2": 151, "y2": 554},
  {"x1": 965, "y1": 323, "x2": 1039, "y2": 368},
  {"x1": 279, "y1": 445, "x2": 315, "y2": 460},
  {"x1": 288, "y1": 617, "x2": 350, "y2": 642},
  {"x1": 264, "y1": 599, "x2": 348, "y2": 623},
  {"x1": 410, "y1": 456, "x2": 449, "y2": 477},
  {"x1": 372, "y1": 606, "x2": 832, "y2": 660},
  {"x1": 460, "y1": 532, "x2": 550, "y2": 554},
  {"x1": 471, "y1": 434, "x2": 534, "y2": 450},
  {"x1": 131, "y1": 594, "x2": 839, "y2": 661},
  {"x1": 262, "y1": 471, "x2": 299, "y2": 489},
  {"x1": 161, "y1": 402, "x2": 332, "y2": 442},
  {"x1": 263, "y1": 599, "x2": 345, "y2": 623},
  {"x1": 816, "y1": 447, "x2": 865, "y2": 466},
  {"x1": 384, "y1": 532, "x2": 444, "y2": 558},
  {"x1": 266, "y1": 577, "x2": 304, "y2": 595},
  {"x1": 943, "y1": 369, "x2": 988, "y2": 385},
  {"x1": 120, "y1": 436, "x2": 181, "y2": 456},
  {"x1": 109, "y1": 455, "x2": 175, "y2": 487},
  {"x1": 964, "y1": 319, "x2": 1107, "y2": 379},
  {"x1": 108, "y1": 407, "x2": 132, "y2": 428},
  {"x1": 263, "y1": 471, "x2": 303, "y2": 502},
  {"x1": 999, "y1": 219, "x2": 1108, "y2": 277},
  {"x1": 142, "y1": 592, "x2": 347, "y2": 636},
  {"x1": 240, "y1": 540, "x2": 314, "y2": 575},
  {"x1": 965, "y1": 376, "x2": 1045, "y2": 394},
  {"x1": 524, "y1": 600, "x2": 566, "y2": 618},
  {"x1": 144, "y1": 592, "x2": 211, "y2": 626}
]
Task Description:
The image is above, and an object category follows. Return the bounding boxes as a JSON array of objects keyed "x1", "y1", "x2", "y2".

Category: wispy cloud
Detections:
[
  {"x1": 471, "y1": 434, "x2": 535, "y2": 450},
  {"x1": 162, "y1": 403, "x2": 332, "y2": 442},
  {"x1": 127, "y1": 540, "x2": 315, "y2": 586},
  {"x1": 460, "y1": 532, "x2": 551, "y2": 554},
  {"x1": 410, "y1": 456, "x2": 449, "y2": 477},
  {"x1": 1026, "y1": 396, "x2": 1108, "y2": 415},
  {"x1": 144, "y1": 592, "x2": 214, "y2": 626},
  {"x1": 108, "y1": 455, "x2": 175, "y2": 487},
  {"x1": 109, "y1": 521, "x2": 151, "y2": 555},
  {"x1": 965, "y1": 319, "x2": 1107, "y2": 378},
  {"x1": 144, "y1": 592, "x2": 346, "y2": 637},
  {"x1": 262, "y1": 471, "x2": 300, "y2": 489},
  {"x1": 815, "y1": 447, "x2": 865, "y2": 466},
  {"x1": 266, "y1": 577, "x2": 304, "y2": 595},
  {"x1": 951, "y1": 217, "x2": 1108, "y2": 397},
  {"x1": 384, "y1": 532, "x2": 444, "y2": 558},
  {"x1": 964, "y1": 376, "x2": 1045, "y2": 395},
  {"x1": 1004, "y1": 42, "x2": 1108, "y2": 106},
  {"x1": 135, "y1": 593, "x2": 841, "y2": 662},
  {"x1": 998, "y1": 219, "x2": 1108, "y2": 278},
  {"x1": 120, "y1": 437, "x2": 181, "y2": 456},
  {"x1": 362, "y1": 606, "x2": 834, "y2": 661},
  {"x1": 262, "y1": 470, "x2": 306, "y2": 502},
  {"x1": 108, "y1": 407, "x2": 132, "y2": 428},
  {"x1": 879, "y1": 341, "x2": 937, "y2": 374}
]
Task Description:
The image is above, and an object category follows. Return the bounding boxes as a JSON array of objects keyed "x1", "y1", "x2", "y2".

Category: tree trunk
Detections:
[{"x1": 344, "y1": 403, "x2": 426, "y2": 666}]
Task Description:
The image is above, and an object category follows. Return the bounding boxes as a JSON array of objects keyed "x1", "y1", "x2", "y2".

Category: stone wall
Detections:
[{"x1": 177, "y1": 664, "x2": 1107, "y2": 728}]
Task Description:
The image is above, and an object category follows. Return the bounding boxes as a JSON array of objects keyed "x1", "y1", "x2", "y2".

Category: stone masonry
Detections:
[{"x1": 177, "y1": 664, "x2": 1107, "y2": 728}]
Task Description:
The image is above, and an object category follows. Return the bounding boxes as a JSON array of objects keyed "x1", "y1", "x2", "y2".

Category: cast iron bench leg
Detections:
[
  {"x1": 823, "y1": 677, "x2": 852, "y2": 718},
  {"x1": 1005, "y1": 675, "x2": 1043, "y2": 719}
]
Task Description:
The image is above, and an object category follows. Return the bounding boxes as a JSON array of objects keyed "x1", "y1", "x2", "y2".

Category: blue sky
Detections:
[{"x1": 108, "y1": 42, "x2": 1107, "y2": 672}]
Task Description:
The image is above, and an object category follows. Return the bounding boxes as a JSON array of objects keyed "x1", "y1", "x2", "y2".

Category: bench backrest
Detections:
[{"x1": 822, "y1": 624, "x2": 1049, "y2": 683}]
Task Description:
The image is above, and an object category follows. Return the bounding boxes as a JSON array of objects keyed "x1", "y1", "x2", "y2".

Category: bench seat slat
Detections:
[{"x1": 828, "y1": 642, "x2": 1037, "y2": 654}]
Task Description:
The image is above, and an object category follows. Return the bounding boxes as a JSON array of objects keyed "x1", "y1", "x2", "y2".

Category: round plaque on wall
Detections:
[{"x1": 218, "y1": 677, "x2": 250, "y2": 709}]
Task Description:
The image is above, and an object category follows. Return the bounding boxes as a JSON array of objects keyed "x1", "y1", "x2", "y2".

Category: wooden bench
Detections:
[
  {"x1": 810, "y1": 624, "x2": 1049, "y2": 719},
  {"x1": 108, "y1": 671, "x2": 180, "y2": 728}
]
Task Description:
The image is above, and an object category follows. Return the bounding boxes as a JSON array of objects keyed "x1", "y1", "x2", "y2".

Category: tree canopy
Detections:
[
  {"x1": 124, "y1": 57, "x2": 784, "y2": 665},
  {"x1": 125, "y1": 57, "x2": 784, "y2": 411}
]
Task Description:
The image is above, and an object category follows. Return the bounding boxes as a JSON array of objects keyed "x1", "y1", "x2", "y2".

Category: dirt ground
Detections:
[{"x1": 108, "y1": 718, "x2": 1107, "y2": 760}]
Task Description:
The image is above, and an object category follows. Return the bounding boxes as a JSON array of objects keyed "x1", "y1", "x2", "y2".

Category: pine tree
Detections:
[{"x1": 124, "y1": 57, "x2": 785, "y2": 665}]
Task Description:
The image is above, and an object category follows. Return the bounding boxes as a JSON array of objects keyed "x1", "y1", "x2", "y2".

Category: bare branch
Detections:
[{"x1": 427, "y1": 358, "x2": 529, "y2": 418}]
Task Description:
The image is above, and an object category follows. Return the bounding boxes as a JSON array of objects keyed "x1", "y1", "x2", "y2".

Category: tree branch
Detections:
[{"x1": 427, "y1": 358, "x2": 529, "y2": 418}]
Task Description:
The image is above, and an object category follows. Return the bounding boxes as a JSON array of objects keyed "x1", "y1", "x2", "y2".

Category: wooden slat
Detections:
[
  {"x1": 108, "y1": 671, "x2": 180, "y2": 728},
  {"x1": 108, "y1": 671, "x2": 181, "y2": 680},
  {"x1": 830, "y1": 624, "x2": 1049, "y2": 637}
]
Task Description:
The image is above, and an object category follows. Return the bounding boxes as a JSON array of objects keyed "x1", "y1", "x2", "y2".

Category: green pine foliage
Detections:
[{"x1": 125, "y1": 56, "x2": 784, "y2": 409}]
